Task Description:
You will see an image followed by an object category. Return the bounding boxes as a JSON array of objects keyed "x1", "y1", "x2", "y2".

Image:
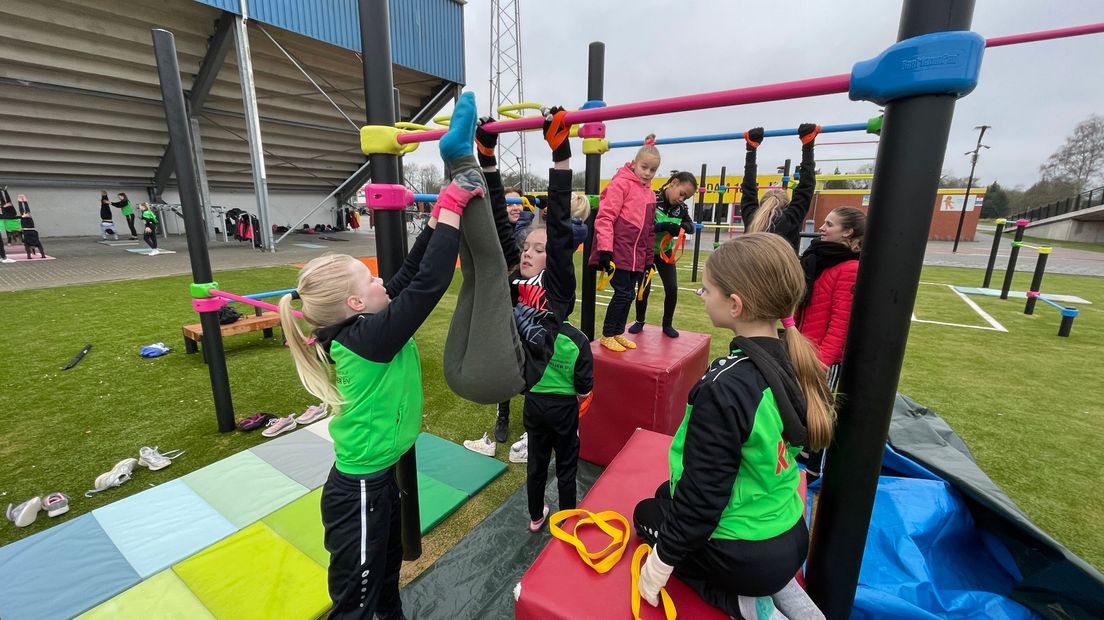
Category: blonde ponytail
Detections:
[
  {"x1": 783, "y1": 326, "x2": 835, "y2": 450},
  {"x1": 746, "y1": 189, "x2": 790, "y2": 234},
  {"x1": 279, "y1": 293, "x2": 346, "y2": 413}
]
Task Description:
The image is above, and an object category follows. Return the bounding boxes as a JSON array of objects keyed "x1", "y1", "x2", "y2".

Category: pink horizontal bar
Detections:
[
  {"x1": 210, "y1": 288, "x2": 305, "y2": 319},
  {"x1": 396, "y1": 73, "x2": 852, "y2": 145},
  {"x1": 985, "y1": 22, "x2": 1104, "y2": 48}
]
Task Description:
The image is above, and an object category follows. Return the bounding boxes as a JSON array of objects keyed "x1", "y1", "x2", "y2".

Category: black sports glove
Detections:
[
  {"x1": 681, "y1": 221, "x2": 696, "y2": 234},
  {"x1": 475, "y1": 117, "x2": 498, "y2": 168},
  {"x1": 745, "y1": 127, "x2": 764, "y2": 151},
  {"x1": 658, "y1": 222, "x2": 682, "y2": 236},
  {"x1": 798, "y1": 123, "x2": 821, "y2": 145},
  {"x1": 598, "y1": 251, "x2": 613, "y2": 273},
  {"x1": 543, "y1": 106, "x2": 572, "y2": 163}
]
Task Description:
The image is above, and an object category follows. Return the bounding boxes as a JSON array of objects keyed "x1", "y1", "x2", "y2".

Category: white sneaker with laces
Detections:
[
  {"x1": 509, "y1": 432, "x2": 528, "y2": 463},
  {"x1": 261, "y1": 415, "x2": 298, "y2": 438},
  {"x1": 138, "y1": 446, "x2": 184, "y2": 471},
  {"x1": 297, "y1": 403, "x2": 329, "y2": 425},
  {"x1": 0, "y1": 258, "x2": 15, "y2": 264},
  {"x1": 85, "y1": 458, "x2": 138, "y2": 497},
  {"x1": 463, "y1": 433, "x2": 496, "y2": 457}
]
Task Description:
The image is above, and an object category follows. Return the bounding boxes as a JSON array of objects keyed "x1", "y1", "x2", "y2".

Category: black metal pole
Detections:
[
  {"x1": 152, "y1": 29, "x2": 235, "y2": 433},
  {"x1": 359, "y1": 0, "x2": 420, "y2": 561},
  {"x1": 999, "y1": 220, "x2": 1027, "y2": 299},
  {"x1": 953, "y1": 125, "x2": 989, "y2": 252},
  {"x1": 1058, "y1": 311, "x2": 1075, "y2": 337},
  {"x1": 804, "y1": 2, "x2": 975, "y2": 617},
  {"x1": 981, "y1": 218, "x2": 1006, "y2": 288},
  {"x1": 691, "y1": 163, "x2": 707, "y2": 282},
  {"x1": 581, "y1": 41, "x2": 605, "y2": 341},
  {"x1": 712, "y1": 166, "x2": 727, "y2": 248},
  {"x1": 779, "y1": 158, "x2": 792, "y2": 190},
  {"x1": 1023, "y1": 249, "x2": 1049, "y2": 315}
]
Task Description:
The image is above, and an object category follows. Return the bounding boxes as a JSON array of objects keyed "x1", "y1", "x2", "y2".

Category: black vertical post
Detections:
[
  {"x1": 691, "y1": 163, "x2": 707, "y2": 282},
  {"x1": 953, "y1": 126, "x2": 989, "y2": 252},
  {"x1": 999, "y1": 221, "x2": 1027, "y2": 299},
  {"x1": 712, "y1": 166, "x2": 727, "y2": 248},
  {"x1": 152, "y1": 29, "x2": 235, "y2": 433},
  {"x1": 581, "y1": 42, "x2": 605, "y2": 340},
  {"x1": 981, "y1": 218, "x2": 1005, "y2": 288},
  {"x1": 359, "y1": 0, "x2": 420, "y2": 561},
  {"x1": 778, "y1": 158, "x2": 792, "y2": 190},
  {"x1": 1058, "y1": 311, "x2": 1075, "y2": 337},
  {"x1": 1023, "y1": 249, "x2": 1049, "y2": 315},
  {"x1": 804, "y1": 2, "x2": 976, "y2": 617}
]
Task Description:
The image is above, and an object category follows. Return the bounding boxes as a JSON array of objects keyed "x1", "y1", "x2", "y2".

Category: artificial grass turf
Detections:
[{"x1": 1, "y1": 260, "x2": 1101, "y2": 584}]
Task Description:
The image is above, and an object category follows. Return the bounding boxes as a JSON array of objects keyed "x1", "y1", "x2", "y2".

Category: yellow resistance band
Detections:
[
  {"x1": 632, "y1": 544, "x2": 677, "y2": 620},
  {"x1": 596, "y1": 262, "x2": 616, "y2": 291},
  {"x1": 637, "y1": 266, "x2": 656, "y2": 301},
  {"x1": 548, "y1": 509, "x2": 630, "y2": 574}
]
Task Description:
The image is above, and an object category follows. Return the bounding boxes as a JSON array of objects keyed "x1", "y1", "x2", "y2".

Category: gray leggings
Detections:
[{"x1": 443, "y1": 155, "x2": 526, "y2": 404}]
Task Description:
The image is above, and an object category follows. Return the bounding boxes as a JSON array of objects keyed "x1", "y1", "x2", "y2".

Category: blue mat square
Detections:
[
  {"x1": 0, "y1": 514, "x2": 140, "y2": 620},
  {"x1": 181, "y1": 450, "x2": 309, "y2": 528},
  {"x1": 250, "y1": 428, "x2": 335, "y2": 490},
  {"x1": 92, "y1": 479, "x2": 237, "y2": 578}
]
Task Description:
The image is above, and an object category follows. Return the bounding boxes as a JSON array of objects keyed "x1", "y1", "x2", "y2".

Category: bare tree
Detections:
[
  {"x1": 1040, "y1": 114, "x2": 1104, "y2": 193},
  {"x1": 403, "y1": 163, "x2": 445, "y2": 194}
]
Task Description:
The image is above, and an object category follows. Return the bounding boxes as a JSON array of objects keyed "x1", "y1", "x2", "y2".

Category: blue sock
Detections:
[{"x1": 440, "y1": 91, "x2": 477, "y2": 164}]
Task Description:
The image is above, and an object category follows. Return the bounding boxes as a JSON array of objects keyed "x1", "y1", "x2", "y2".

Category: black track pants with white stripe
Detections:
[{"x1": 321, "y1": 466, "x2": 404, "y2": 620}]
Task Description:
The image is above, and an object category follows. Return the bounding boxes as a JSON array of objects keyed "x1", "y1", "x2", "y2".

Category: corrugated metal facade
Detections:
[{"x1": 193, "y1": 0, "x2": 465, "y2": 83}]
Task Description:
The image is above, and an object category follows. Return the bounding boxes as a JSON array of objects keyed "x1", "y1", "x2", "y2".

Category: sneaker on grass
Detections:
[
  {"x1": 509, "y1": 432, "x2": 528, "y2": 464},
  {"x1": 42, "y1": 492, "x2": 70, "y2": 517},
  {"x1": 261, "y1": 415, "x2": 298, "y2": 438},
  {"x1": 5, "y1": 496, "x2": 42, "y2": 528},
  {"x1": 297, "y1": 403, "x2": 329, "y2": 425},
  {"x1": 463, "y1": 433, "x2": 496, "y2": 457},
  {"x1": 85, "y1": 458, "x2": 138, "y2": 497},
  {"x1": 138, "y1": 446, "x2": 184, "y2": 471}
]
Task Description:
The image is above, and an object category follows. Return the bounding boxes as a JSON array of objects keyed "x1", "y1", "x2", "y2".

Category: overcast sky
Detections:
[{"x1": 403, "y1": 1, "x2": 1104, "y2": 190}]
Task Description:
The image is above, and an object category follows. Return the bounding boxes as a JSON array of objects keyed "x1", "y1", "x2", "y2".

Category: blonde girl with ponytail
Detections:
[
  {"x1": 633, "y1": 232, "x2": 832, "y2": 620},
  {"x1": 739, "y1": 123, "x2": 822, "y2": 252},
  {"x1": 278, "y1": 91, "x2": 485, "y2": 619}
]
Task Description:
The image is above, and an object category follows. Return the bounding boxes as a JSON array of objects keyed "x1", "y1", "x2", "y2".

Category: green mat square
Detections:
[
  {"x1": 181, "y1": 451, "x2": 309, "y2": 529},
  {"x1": 415, "y1": 432, "x2": 507, "y2": 495},
  {"x1": 77, "y1": 570, "x2": 213, "y2": 619},
  {"x1": 263, "y1": 488, "x2": 328, "y2": 568},
  {"x1": 173, "y1": 522, "x2": 329, "y2": 620},
  {"x1": 418, "y1": 472, "x2": 470, "y2": 534}
]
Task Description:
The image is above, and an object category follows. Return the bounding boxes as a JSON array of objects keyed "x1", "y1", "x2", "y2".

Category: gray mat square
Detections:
[{"x1": 249, "y1": 428, "x2": 335, "y2": 489}]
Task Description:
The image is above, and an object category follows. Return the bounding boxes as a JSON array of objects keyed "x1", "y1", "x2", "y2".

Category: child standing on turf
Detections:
[
  {"x1": 277, "y1": 93, "x2": 484, "y2": 620},
  {"x1": 740, "y1": 124, "x2": 820, "y2": 253},
  {"x1": 138, "y1": 202, "x2": 161, "y2": 256},
  {"x1": 591, "y1": 135, "x2": 659, "y2": 352},
  {"x1": 630, "y1": 171, "x2": 698, "y2": 339},
  {"x1": 634, "y1": 233, "x2": 833, "y2": 620}
]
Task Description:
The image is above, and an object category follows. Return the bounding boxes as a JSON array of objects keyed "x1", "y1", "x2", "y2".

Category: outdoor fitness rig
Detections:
[{"x1": 153, "y1": 2, "x2": 1104, "y2": 612}]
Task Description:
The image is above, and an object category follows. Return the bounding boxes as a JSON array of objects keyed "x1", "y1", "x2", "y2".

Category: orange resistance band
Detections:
[{"x1": 659, "y1": 229, "x2": 686, "y2": 264}]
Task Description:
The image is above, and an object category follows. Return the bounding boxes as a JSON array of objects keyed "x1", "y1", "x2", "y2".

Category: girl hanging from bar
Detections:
[{"x1": 740, "y1": 124, "x2": 821, "y2": 253}]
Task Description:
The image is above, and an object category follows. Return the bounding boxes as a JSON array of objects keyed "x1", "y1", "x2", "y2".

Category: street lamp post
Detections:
[{"x1": 952, "y1": 124, "x2": 991, "y2": 252}]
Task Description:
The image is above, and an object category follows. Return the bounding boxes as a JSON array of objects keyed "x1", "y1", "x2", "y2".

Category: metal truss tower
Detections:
[{"x1": 489, "y1": 0, "x2": 527, "y2": 187}]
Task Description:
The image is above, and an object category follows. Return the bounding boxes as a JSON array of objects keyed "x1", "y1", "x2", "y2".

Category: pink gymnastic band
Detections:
[{"x1": 781, "y1": 316, "x2": 796, "y2": 329}]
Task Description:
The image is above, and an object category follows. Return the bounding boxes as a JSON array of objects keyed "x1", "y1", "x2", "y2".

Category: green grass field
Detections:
[{"x1": 0, "y1": 260, "x2": 1101, "y2": 582}]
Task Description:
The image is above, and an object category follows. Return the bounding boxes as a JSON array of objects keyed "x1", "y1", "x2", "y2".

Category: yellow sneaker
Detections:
[
  {"x1": 613, "y1": 335, "x2": 637, "y2": 350},
  {"x1": 600, "y1": 336, "x2": 626, "y2": 352}
]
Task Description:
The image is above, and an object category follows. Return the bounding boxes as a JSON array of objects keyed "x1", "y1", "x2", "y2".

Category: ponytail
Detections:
[
  {"x1": 782, "y1": 325, "x2": 835, "y2": 450},
  {"x1": 661, "y1": 170, "x2": 698, "y2": 193},
  {"x1": 279, "y1": 292, "x2": 346, "y2": 413},
  {"x1": 746, "y1": 189, "x2": 790, "y2": 234},
  {"x1": 634, "y1": 134, "x2": 660, "y2": 162}
]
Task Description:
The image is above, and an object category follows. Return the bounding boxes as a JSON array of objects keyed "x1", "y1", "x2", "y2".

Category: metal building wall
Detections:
[{"x1": 193, "y1": 0, "x2": 465, "y2": 83}]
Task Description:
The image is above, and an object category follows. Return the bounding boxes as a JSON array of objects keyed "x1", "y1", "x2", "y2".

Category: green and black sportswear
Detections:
[
  {"x1": 315, "y1": 224, "x2": 460, "y2": 476},
  {"x1": 739, "y1": 141, "x2": 816, "y2": 253},
  {"x1": 652, "y1": 189, "x2": 695, "y2": 255},
  {"x1": 657, "y1": 336, "x2": 809, "y2": 566}
]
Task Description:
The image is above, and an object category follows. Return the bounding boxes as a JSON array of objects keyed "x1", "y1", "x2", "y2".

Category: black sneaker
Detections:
[{"x1": 494, "y1": 413, "x2": 509, "y2": 444}]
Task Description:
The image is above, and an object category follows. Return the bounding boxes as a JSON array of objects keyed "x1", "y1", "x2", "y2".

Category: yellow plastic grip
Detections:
[
  {"x1": 360, "y1": 125, "x2": 418, "y2": 155},
  {"x1": 583, "y1": 137, "x2": 610, "y2": 155},
  {"x1": 596, "y1": 261, "x2": 616, "y2": 291},
  {"x1": 548, "y1": 509, "x2": 630, "y2": 574},
  {"x1": 631, "y1": 544, "x2": 677, "y2": 620},
  {"x1": 637, "y1": 266, "x2": 655, "y2": 301}
]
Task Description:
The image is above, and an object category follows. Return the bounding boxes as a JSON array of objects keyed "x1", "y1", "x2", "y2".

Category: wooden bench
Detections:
[{"x1": 182, "y1": 310, "x2": 281, "y2": 362}]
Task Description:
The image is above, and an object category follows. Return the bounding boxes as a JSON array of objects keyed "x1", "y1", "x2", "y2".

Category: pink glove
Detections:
[{"x1": 432, "y1": 169, "x2": 486, "y2": 218}]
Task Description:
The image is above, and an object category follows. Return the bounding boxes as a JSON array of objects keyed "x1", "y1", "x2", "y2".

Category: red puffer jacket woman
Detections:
[{"x1": 795, "y1": 207, "x2": 865, "y2": 368}]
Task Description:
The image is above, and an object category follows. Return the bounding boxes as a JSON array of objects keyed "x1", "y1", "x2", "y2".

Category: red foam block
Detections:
[
  {"x1": 516, "y1": 429, "x2": 729, "y2": 620},
  {"x1": 580, "y1": 325, "x2": 710, "y2": 466}
]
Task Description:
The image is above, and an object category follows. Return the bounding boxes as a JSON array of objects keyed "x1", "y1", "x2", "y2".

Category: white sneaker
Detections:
[
  {"x1": 509, "y1": 433, "x2": 528, "y2": 463},
  {"x1": 463, "y1": 433, "x2": 496, "y2": 457},
  {"x1": 261, "y1": 415, "x2": 298, "y2": 438},
  {"x1": 85, "y1": 458, "x2": 138, "y2": 497},
  {"x1": 297, "y1": 403, "x2": 329, "y2": 425},
  {"x1": 0, "y1": 258, "x2": 15, "y2": 264},
  {"x1": 5, "y1": 496, "x2": 42, "y2": 527},
  {"x1": 148, "y1": 249, "x2": 160, "y2": 256},
  {"x1": 138, "y1": 446, "x2": 183, "y2": 471}
]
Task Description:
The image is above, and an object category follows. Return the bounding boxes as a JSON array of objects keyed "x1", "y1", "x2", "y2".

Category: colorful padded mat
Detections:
[{"x1": 0, "y1": 425, "x2": 506, "y2": 620}]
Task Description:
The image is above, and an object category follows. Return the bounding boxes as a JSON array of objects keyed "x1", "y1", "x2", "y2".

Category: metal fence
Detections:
[{"x1": 1011, "y1": 185, "x2": 1104, "y2": 223}]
